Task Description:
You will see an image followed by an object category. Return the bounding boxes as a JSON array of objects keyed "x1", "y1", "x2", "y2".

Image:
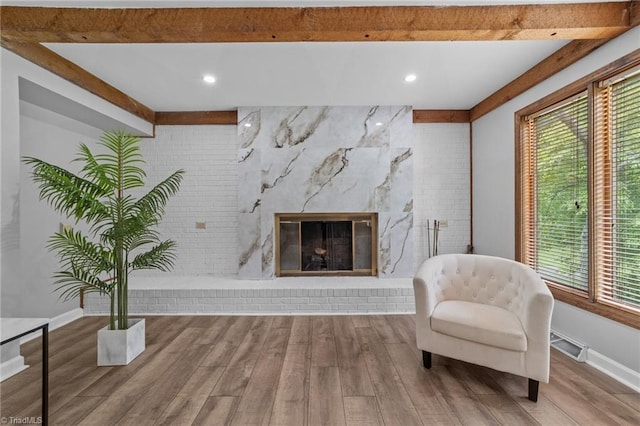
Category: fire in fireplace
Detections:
[{"x1": 275, "y1": 213, "x2": 378, "y2": 276}]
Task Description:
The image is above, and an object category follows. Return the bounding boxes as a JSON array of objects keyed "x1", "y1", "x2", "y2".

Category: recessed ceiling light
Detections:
[
  {"x1": 375, "y1": 122, "x2": 383, "y2": 126},
  {"x1": 404, "y1": 74, "x2": 417, "y2": 83},
  {"x1": 244, "y1": 123, "x2": 252, "y2": 128},
  {"x1": 203, "y1": 74, "x2": 216, "y2": 84}
]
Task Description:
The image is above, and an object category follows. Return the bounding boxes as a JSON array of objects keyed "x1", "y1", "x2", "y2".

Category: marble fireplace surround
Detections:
[{"x1": 237, "y1": 106, "x2": 414, "y2": 280}]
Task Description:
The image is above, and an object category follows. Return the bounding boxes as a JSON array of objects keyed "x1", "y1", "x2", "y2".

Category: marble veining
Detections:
[
  {"x1": 238, "y1": 106, "x2": 413, "y2": 279},
  {"x1": 378, "y1": 214, "x2": 392, "y2": 275},
  {"x1": 261, "y1": 228, "x2": 274, "y2": 278},
  {"x1": 302, "y1": 147, "x2": 352, "y2": 211},
  {"x1": 246, "y1": 199, "x2": 261, "y2": 214},
  {"x1": 373, "y1": 174, "x2": 390, "y2": 212},
  {"x1": 391, "y1": 148, "x2": 412, "y2": 173},
  {"x1": 238, "y1": 215, "x2": 261, "y2": 269},
  {"x1": 357, "y1": 106, "x2": 387, "y2": 147},
  {"x1": 262, "y1": 148, "x2": 306, "y2": 194},
  {"x1": 238, "y1": 148, "x2": 255, "y2": 163},
  {"x1": 274, "y1": 107, "x2": 328, "y2": 148},
  {"x1": 390, "y1": 210, "x2": 413, "y2": 275},
  {"x1": 239, "y1": 111, "x2": 261, "y2": 148}
]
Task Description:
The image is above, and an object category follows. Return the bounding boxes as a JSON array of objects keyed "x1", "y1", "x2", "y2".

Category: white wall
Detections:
[
  {"x1": 413, "y1": 123, "x2": 471, "y2": 266},
  {"x1": 1, "y1": 48, "x2": 153, "y2": 319},
  {"x1": 470, "y1": 117, "x2": 515, "y2": 258},
  {"x1": 472, "y1": 27, "x2": 640, "y2": 373},
  {"x1": 17, "y1": 103, "x2": 103, "y2": 318},
  {"x1": 140, "y1": 122, "x2": 471, "y2": 277},
  {"x1": 136, "y1": 125, "x2": 239, "y2": 277}
]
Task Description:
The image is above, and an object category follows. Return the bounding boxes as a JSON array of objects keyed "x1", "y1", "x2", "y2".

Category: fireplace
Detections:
[{"x1": 275, "y1": 213, "x2": 378, "y2": 276}]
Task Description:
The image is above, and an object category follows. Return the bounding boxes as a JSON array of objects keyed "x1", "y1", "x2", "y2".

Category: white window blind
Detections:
[
  {"x1": 523, "y1": 94, "x2": 589, "y2": 291},
  {"x1": 595, "y1": 70, "x2": 640, "y2": 310}
]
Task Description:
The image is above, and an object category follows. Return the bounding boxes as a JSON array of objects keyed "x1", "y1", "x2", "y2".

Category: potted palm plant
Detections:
[{"x1": 24, "y1": 130, "x2": 184, "y2": 365}]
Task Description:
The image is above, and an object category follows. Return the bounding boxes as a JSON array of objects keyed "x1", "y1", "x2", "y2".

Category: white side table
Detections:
[{"x1": 0, "y1": 318, "x2": 49, "y2": 426}]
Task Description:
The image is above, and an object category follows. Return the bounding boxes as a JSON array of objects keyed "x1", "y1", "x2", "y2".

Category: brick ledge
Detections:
[{"x1": 84, "y1": 275, "x2": 416, "y2": 315}]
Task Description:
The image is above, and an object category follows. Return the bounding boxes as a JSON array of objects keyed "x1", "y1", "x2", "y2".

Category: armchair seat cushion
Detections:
[{"x1": 431, "y1": 300, "x2": 527, "y2": 352}]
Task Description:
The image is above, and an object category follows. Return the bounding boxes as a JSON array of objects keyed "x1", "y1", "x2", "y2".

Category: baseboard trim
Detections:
[
  {"x1": 50, "y1": 307, "x2": 84, "y2": 330},
  {"x1": 19, "y1": 307, "x2": 84, "y2": 344},
  {"x1": 0, "y1": 355, "x2": 28, "y2": 382},
  {"x1": 1, "y1": 308, "x2": 84, "y2": 382},
  {"x1": 587, "y1": 348, "x2": 640, "y2": 393}
]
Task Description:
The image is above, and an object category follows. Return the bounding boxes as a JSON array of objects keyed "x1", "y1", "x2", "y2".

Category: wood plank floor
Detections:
[{"x1": 1, "y1": 315, "x2": 638, "y2": 425}]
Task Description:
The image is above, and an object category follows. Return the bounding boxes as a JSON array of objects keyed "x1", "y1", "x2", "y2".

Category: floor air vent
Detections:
[{"x1": 550, "y1": 331, "x2": 587, "y2": 362}]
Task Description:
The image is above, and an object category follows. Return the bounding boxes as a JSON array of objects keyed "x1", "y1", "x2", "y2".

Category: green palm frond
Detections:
[
  {"x1": 48, "y1": 228, "x2": 114, "y2": 274},
  {"x1": 75, "y1": 143, "x2": 114, "y2": 193},
  {"x1": 53, "y1": 269, "x2": 114, "y2": 302},
  {"x1": 123, "y1": 227, "x2": 161, "y2": 252},
  {"x1": 23, "y1": 157, "x2": 110, "y2": 223},
  {"x1": 128, "y1": 232, "x2": 160, "y2": 251},
  {"x1": 96, "y1": 131, "x2": 146, "y2": 191},
  {"x1": 130, "y1": 240, "x2": 177, "y2": 271},
  {"x1": 133, "y1": 169, "x2": 185, "y2": 218},
  {"x1": 25, "y1": 130, "x2": 183, "y2": 330},
  {"x1": 90, "y1": 194, "x2": 139, "y2": 238},
  {"x1": 100, "y1": 209, "x2": 158, "y2": 250}
]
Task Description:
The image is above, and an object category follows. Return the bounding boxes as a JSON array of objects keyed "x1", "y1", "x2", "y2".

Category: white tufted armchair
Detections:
[{"x1": 413, "y1": 253, "x2": 554, "y2": 402}]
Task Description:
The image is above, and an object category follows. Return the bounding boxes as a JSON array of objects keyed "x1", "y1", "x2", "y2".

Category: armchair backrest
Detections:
[{"x1": 425, "y1": 254, "x2": 544, "y2": 317}]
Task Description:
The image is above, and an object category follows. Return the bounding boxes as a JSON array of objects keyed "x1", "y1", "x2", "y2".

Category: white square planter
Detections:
[{"x1": 97, "y1": 318, "x2": 145, "y2": 366}]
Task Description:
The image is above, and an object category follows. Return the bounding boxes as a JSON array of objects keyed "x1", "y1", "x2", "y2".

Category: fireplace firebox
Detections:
[{"x1": 275, "y1": 213, "x2": 378, "y2": 276}]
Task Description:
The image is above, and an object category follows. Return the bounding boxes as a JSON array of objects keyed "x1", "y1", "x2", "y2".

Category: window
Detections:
[
  {"x1": 517, "y1": 52, "x2": 640, "y2": 328},
  {"x1": 595, "y1": 67, "x2": 640, "y2": 312},
  {"x1": 522, "y1": 93, "x2": 589, "y2": 291}
]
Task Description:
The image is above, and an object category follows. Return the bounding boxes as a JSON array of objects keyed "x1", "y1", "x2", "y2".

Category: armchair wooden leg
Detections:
[
  {"x1": 422, "y1": 351, "x2": 432, "y2": 369},
  {"x1": 528, "y1": 379, "x2": 539, "y2": 402}
]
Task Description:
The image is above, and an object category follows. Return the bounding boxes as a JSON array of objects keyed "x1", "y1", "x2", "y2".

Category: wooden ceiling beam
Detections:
[
  {"x1": 155, "y1": 111, "x2": 237, "y2": 125},
  {"x1": 1, "y1": 3, "x2": 636, "y2": 124},
  {"x1": 0, "y1": 3, "x2": 632, "y2": 44},
  {"x1": 632, "y1": 0, "x2": 640, "y2": 27},
  {"x1": 157, "y1": 110, "x2": 474, "y2": 125},
  {"x1": 1, "y1": 40, "x2": 155, "y2": 122},
  {"x1": 470, "y1": 38, "x2": 614, "y2": 121},
  {"x1": 413, "y1": 110, "x2": 470, "y2": 123}
]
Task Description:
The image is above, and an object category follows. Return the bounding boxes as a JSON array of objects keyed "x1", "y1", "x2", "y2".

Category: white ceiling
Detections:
[
  {"x1": 12, "y1": 0, "x2": 623, "y2": 111},
  {"x1": 45, "y1": 40, "x2": 569, "y2": 111}
]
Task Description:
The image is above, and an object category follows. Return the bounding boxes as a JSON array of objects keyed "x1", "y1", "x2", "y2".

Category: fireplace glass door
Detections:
[{"x1": 275, "y1": 213, "x2": 377, "y2": 276}]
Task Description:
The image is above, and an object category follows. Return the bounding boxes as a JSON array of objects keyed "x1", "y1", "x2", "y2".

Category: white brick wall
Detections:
[
  {"x1": 84, "y1": 285, "x2": 415, "y2": 315},
  {"x1": 413, "y1": 123, "x2": 471, "y2": 267},
  {"x1": 135, "y1": 122, "x2": 470, "y2": 278},
  {"x1": 139, "y1": 125, "x2": 238, "y2": 276}
]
